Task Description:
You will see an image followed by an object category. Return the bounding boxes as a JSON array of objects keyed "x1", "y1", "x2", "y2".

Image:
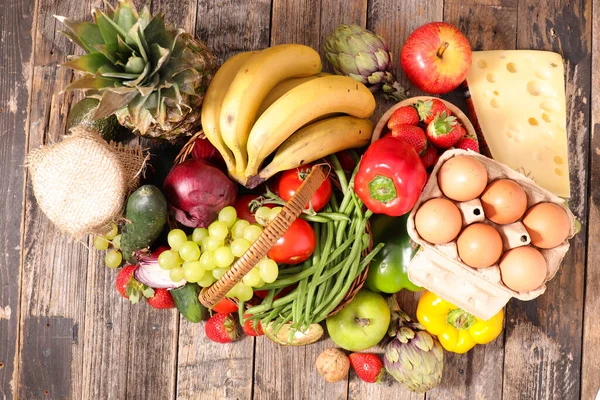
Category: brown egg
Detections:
[
  {"x1": 437, "y1": 156, "x2": 489, "y2": 201},
  {"x1": 414, "y1": 198, "x2": 463, "y2": 244},
  {"x1": 480, "y1": 179, "x2": 528, "y2": 224},
  {"x1": 457, "y1": 223, "x2": 503, "y2": 268},
  {"x1": 500, "y1": 246, "x2": 547, "y2": 292},
  {"x1": 523, "y1": 202, "x2": 571, "y2": 249}
]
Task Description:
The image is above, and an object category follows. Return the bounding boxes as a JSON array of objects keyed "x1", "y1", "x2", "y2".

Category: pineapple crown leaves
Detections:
[
  {"x1": 54, "y1": 0, "x2": 211, "y2": 136},
  {"x1": 431, "y1": 112, "x2": 457, "y2": 135}
]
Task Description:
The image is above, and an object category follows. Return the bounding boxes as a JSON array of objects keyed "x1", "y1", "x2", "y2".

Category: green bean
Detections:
[
  {"x1": 311, "y1": 218, "x2": 367, "y2": 318},
  {"x1": 260, "y1": 305, "x2": 283, "y2": 327},
  {"x1": 312, "y1": 223, "x2": 322, "y2": 267},
  {"x1": 293, "y1": 277, "x2": 309, "y2": 330},
  {"x1": 316, "y1": 212, "x2": 350, "y2": 222},
  {"x1": 238, "y1": 300, "x2": 245, "y2": 325},
  {"x1": 303, "y1": 221, "x2": 334, "y2": 326},
  {"x1": 300, "y1": 214, "x2": 331, "y2": 223},
  {"x1": 246, "y1": 289, "x2": 298, "y2": 315},
  {"x1": 278, "y1": 265, "x2": 306, "y2": 275},
  {"x1": 274, "y1": 312, "x2": 294, "y2": 335},
  {"x1": 328, "y1": 154, "x2": 349, "y2": 194},
  {"x1": 263, "y1": 288, "x2": 276, "y2": 310}
]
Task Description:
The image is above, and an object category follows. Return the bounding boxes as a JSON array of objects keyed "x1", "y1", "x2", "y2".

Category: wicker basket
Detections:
[{"x1": 174, "y1": 133, "x2": 371, "y2": 315}]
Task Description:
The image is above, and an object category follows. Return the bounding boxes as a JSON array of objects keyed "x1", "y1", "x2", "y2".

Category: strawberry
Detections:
[
  {"x1": 420, "y1": 144, "x2": 440, "y2": 169},
  {"x1": 387, "y1": 106, "x2": 420, "y2": 129},
  {"x1": 415, "y1": 99, "x2": 452, "y2": 124},
  {"x1": 116, "y1": 264, "x2": 154, "y2": 304},
  {"x1": 426, "y1": 112, "x2": 462, "y2": 148},
  {"x1": 205, "y1": 312, "x2": 239, "y2": 343},
  {"x1": 147, "y1": 288, "x2": 175, "y2": 309},
  {"x1": 349, "y1": 353, "x2": 384, "y2": 383},
  {"x1": 386, "y1": 125, "x2": 427, "y2": 155},
  {"x1": 455, "y1": 131, "x2": 480, "y2": 153},
  {"x1": 242, "y1": 314, "x2": 264, "y2": 336},
  {"x1": 455, "y1": 122, "x2": 467, "y2": 139}
]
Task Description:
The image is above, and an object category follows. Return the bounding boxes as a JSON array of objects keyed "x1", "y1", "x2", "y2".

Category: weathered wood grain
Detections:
[
  {"x1": 17, "y1": 0, "x2": 95, "y2": 398},
  {"x1": 581, "y1": 0, "x2": 599, "y2": 397},
  {"x1": 502, "y1": 1, "x2": 591, "y2": 399},
  {"x1": 0, "y1": 0, "x2": 34, "y2": 397},
  {"x1": 195, "y1": 0, "x2": 272, "y2": 62},
  {"x1": 173, "y1": 2, "x2": 272, "y2": 399}
]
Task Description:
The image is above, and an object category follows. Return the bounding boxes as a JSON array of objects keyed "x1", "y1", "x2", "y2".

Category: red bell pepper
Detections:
[{"x1": 355, "y1": 136, "x2": 427, "y2": 216}]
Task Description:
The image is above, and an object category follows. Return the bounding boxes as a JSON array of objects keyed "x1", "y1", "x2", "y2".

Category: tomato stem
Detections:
[
  {"x1": 368, "y1": 175, "x2": 397, "y2": 204},
  {"x1": 437, "y1": 42, "x2": 450, "y2": 58}
]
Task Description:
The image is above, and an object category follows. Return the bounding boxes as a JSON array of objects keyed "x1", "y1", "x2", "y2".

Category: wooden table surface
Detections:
[{"x1": 1, "y1": 0, "x2": 598, "y2": 398}]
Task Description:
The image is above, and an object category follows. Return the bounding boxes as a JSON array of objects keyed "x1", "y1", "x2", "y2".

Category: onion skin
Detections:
[
  {"x1": 191, "y1": 137, "x2": 225, "y2": 169},
  {"x1": 134, "y1": 247, "x2": 186, "y2": 289},
  {"x1": 163, "y1": 159, "x2": 237, "y2": 228}
]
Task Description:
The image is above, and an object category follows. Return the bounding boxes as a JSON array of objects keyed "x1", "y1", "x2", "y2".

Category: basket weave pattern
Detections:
[{"x1": 199, "y1": 165, "x2": 328, "y2": 308}]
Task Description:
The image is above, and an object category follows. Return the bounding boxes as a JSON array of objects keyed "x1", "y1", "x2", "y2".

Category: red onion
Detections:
[
  {"x1": 191, "y1": 137, "x2": 225, "y2": 169},
  {"x1": 163, "y1": 159, "x2": 237, "y2": 228},
  {"x1": 134, "y1": 247, "x2": 186, "y2": 289}
]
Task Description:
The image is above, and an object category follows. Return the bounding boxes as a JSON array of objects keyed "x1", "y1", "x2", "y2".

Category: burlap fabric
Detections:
[{"x1": 27, "y1": 127, "x2": 146, "y2": 238}]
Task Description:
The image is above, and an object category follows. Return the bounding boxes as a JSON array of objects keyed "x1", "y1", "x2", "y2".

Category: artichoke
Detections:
[
  {"x1": 323, "y1": 24, "x2": 407, "y2": 101},
  {"x1": 384, "y1": 297, "x2": 444, "y2": 393}
]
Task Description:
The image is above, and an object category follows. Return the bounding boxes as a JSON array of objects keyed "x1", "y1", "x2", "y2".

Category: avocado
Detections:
[
  {"x1": 67, "y1": 98, "x2": 128, "y2": 142},
  {"x1": 264, "y1": 322, "x2": 324, "y2": 346}
]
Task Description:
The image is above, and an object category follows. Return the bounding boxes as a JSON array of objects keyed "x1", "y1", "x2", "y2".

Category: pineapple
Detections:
[{"x1": 56, "y1": 0, "x2": 218, "y2": 140}]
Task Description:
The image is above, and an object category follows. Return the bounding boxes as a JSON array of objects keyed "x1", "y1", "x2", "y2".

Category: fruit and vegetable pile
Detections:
[{"x1": 31, "y1": 0, "x2": 580, "y2": 392}]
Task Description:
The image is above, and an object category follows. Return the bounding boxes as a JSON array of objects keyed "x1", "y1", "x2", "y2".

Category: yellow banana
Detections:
[
  {"x1": 220, "y1": 44, "x2": 322, "y2": 172},
  {"x1": 256, "y1": 72, "x2": 330, "y2": 117},
  {"x1": 201, "y1": 51, "x2": 258, "y2": 175},
  {"x1": 244, "y1": 75, "x2": 376, "y2": 177},
  {"x1": 247, "y1": 116, "x2": 373, "y2": 188}
]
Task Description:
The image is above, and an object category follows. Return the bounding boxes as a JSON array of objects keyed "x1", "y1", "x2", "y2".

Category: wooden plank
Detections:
[
  {"x1": 423, "y1": 2, "x2": 518, "y2": 399},
  {"x1": 19, "y1": 317, "x2": 75, "y2": 399},
  {"x1": 195, "y1": 0, "x2": 272, "y2": 62},
  {"x1": 173, "y1": 1, "x2": 272, "y2": 398},
  {"x1": 17, "y1": 0, "x2": 97, "y2": 397},
  {"x1": 252, "y1": 2, "x2": 368, "y2": 399},
  {"x1": 0, "y1": 0, "x2": 34, "y2": 397},
  {"x1": 580, "y1": 0, "x2": 599, "y2": 397},
  {"x1": 502, "y1": 0, "x2": 592, "y2": 399}
]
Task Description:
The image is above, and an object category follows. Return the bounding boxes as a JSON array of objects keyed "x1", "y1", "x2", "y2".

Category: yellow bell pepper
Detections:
[{"x1": 416, "y1": 291, "x2": 504, "y2": 354}]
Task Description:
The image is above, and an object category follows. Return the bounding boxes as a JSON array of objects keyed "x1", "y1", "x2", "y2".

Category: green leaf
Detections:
[
  {"x1": 142, "y1": 285, "x2": 155, "y2": 298},
  {"x1": 94, "y1": 10, "x2": 129, "y2": 43},
  {"x1": 143, "y1": 14, "x2": 175, "y2": 49},
  {"x1": 63, "y1": 53, "x2": 115, "y2": 74},
  {"x1": 116, "y1": 35, "x2": 136, "y2": 63},
  {"x1": 126, "y1": 22, "x2": 148, "y2": 62},
  {"x1": 92, "y1": 43, "x2": 119, "y2": 63},
  {"x1": 63, "y1": 75, "x2": 117, "y2": 91},
  {"x1": 94, "y1": 9, "x2": 121, "y2": 45},
  {"x1": 125, "y1": 56, "x2": 146, "y2": 74},
  {"x1": 138, "y1": 6, "x2": 152, "y2": 30},
  {"x1": 54, "y1": 16, "x2": 104, "y2": 53},
  {"x1": 148, "y1": 43, "x2": 170, "y2": 76},
  {"x1": 93, "y1": 88, "x2": 138, "y2": 119},
  {"x1": 101, "y1": 71, "x2": 140, "y2": 79},
  {"x1": 114, "y1": 0, "x2": 137, "y2": 33}
]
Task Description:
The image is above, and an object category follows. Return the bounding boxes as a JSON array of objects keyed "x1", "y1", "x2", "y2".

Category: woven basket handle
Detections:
[{"x1": 199, "y1": 165, "x2": 329, "y2": 309}]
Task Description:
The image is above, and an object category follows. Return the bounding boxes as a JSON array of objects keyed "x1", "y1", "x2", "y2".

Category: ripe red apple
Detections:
[{"x1": 401, "y1": 22, "x2": 472, "y2": 94}]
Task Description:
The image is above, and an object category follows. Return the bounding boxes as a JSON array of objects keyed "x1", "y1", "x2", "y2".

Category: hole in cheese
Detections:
[
  {"x1": 535, "y1": 67, "x2": 552, "y2": 80},
  {"x1": 527, "y1": 80, "x2": 544, "y2": 96},
  {"x1": 477, "y1": 60, "x2": 488, "y2": 68},
  {"x1": 541, "y1": 130, "x2": 553, "y2": 140},
  {"x1": 491, "y1": 98, "x2": 501, "y2": 108},
  {"x1": 554, "y1": 156, "x2": 563, "y2": 165},
  {"x1": 542, "y1": 113, "x2": 552, "y2": 123},
  {"x1": 555, "y1": 168, "x2": 563, "y2": 176},
  {"x1": 494, "y1": 90, "x2": 499, "y2": 95},
  {"x1": 486, "y1": 73, "x2": 496, "y2": 83},
  {"x1": 506, "y1": 62, "x2": 517, "y2": 73},
  {"x1": 529, "y1": 117, "x2": 539, "y2": 126},
  {"x1": 534, "y1": 151, "x2": 543, "y2": 161},
  {"x1": 540, "y1": 99, "x2": 560, "y2": 113}
]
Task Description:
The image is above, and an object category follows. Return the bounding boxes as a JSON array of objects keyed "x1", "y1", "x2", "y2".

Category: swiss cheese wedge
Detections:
[{"x1": 466, "y1": 50, "x2": 570, "y2": 197}]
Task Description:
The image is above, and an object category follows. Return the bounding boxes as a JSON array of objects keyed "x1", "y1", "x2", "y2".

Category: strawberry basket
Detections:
[{"x1": 174, "y1": 134, "x2": 377, "y2": 340}]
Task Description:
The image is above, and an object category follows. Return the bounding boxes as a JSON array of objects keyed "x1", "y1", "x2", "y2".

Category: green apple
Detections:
[{"x1": 326, "y1": 290, "x2": 391, "y2": 351}]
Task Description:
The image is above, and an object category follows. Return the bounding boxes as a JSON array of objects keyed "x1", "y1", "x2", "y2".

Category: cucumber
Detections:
[
  {"x1": 171, "y1": 284, "x2": 207, "y2": 323},
  {"x1": 121, "y1": 185, "x2": 167, "y2": 263}
]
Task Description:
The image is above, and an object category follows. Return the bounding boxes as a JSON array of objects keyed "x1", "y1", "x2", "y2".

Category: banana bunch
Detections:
[{"x1": 201, "y1": 44, "x2": 376, "y2": 188}]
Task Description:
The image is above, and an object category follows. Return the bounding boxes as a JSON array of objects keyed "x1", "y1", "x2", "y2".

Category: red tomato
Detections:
[
  {"x1": 279, "y1": 165, "x2": 332, "y2": 212},
  {"x1": 212, "y1": 298, "x2": 238, "y2": 314},
  {"x1": 234, "y1": 194, "x2": 273, "y2": 223},
  {"x1": 267, "y1": 219, "x2": 316, "y2": 264}
]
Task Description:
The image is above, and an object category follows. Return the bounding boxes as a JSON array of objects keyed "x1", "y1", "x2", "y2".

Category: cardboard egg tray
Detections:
[{"x1": 406, "y1": 149, "x2": 577, "y2": 320}]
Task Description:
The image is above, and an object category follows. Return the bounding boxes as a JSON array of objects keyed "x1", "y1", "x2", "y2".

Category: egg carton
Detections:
[{"x1": 406, "y1": 149, "x2": 577, "y2": 320}]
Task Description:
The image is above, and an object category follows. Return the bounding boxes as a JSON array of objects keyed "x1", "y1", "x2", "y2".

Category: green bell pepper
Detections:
[{"x1": 365, "y1": 214, "x2": 422, "y2": 293}]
